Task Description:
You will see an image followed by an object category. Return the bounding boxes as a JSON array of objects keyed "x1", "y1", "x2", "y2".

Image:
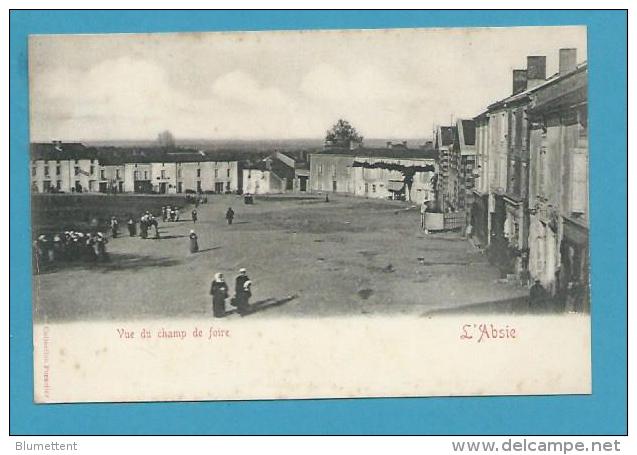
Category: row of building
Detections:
[
  {"x1": 30, "y1": 144, "x2": 309, "y2": 196},
  {"x1": 466, "y1": 48, "x2": 588, "y2": 307}
]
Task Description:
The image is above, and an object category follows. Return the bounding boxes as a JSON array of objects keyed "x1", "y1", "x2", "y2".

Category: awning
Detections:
[{"x1": 387, "y1": 181, "x2": 405, "y2": 192}]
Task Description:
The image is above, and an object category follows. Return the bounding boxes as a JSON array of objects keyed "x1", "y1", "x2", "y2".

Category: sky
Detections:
[{"x1": 28, "y1": 26, "x2": 587, "y2": 142}]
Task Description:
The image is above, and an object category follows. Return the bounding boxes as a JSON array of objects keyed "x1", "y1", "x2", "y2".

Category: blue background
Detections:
[{"x1": 9, "y1": 10, "x2": 627, "y2": 435}]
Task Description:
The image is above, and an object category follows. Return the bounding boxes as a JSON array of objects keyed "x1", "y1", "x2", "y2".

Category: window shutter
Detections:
[{"x1": 570, "y1": 148, "x2": 587, "y2": 214}]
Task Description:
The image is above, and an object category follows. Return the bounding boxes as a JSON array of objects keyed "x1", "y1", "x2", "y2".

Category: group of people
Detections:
[
  {"x1": 209, "y1": 268, "x2": 253, "y2": 317},
  {"x1": 133, "y1": 212, "x2": 160, "y2": 239},
  {"x1": 162, "y1": 206, "x2": 181, "y2": 222},
  {"x1": 33, "y1": 230, "x2": 109, "y2": 270}
]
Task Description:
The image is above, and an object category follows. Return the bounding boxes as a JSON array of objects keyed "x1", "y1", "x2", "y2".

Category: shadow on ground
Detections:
[
  {"x1": 420, "y1": 295, "x2": 570, "y2": 316},
  {"x1": 35, "y1": 253, "x2": 183, "y2": 274},
  {"x1": 224, "y1": 295, "x2": 299, "y2": 317}
]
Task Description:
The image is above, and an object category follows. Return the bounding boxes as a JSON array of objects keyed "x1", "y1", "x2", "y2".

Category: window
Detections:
[
  {"x1": 161, "y1": 170, "x2": 166, "y2": 179},
  {"x1": 56, "y1": 165, "x2": 61, "y2": 176},
  {"x1": 56, "y1": 180, "x2": 62, "y2": 190},
  {"x1": 100, "y1": 169, "x2": 106, "y2": 179},
  {"x1": 144, "y1": 171, "x2": 148, "y2": 179},
  {"x1": 214, "y1": 169, "x2": 218, "y2": 178},
  {"x1": 74, "y1": 166, "x2": 79, "y2": 176},
  {"x1": 197, "y1": 169, "x2": 201, "y2": 178},
  {"x1": 116, "y1": 169, "x2": 121, "y2": 179},
  {"x1": 227, "y1": 169, "x2": 231, "y2": 178},
  {"x1": 177, "y1": 168, "x2": 182, "y2": 178},
  {"x1": 90, "y1": 165, "x2": 95, "y2": 175},
  {"x1": 44, "y1": 166, "x2": 50, "y2": 177},
  {"x1": 196, "y1": 181, "x2": 202, "y2": 192},
  {"x1": 372, "y1": 184, "x2": 376, "y2": 193},
  {"x1": 134, "y1": 171, "x2": 139, "y2": 180}
]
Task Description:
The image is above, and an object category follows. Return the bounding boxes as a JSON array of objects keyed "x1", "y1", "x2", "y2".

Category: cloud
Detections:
[{"x1": 211, "y1": 71, "x2": 295, "y2": 109}]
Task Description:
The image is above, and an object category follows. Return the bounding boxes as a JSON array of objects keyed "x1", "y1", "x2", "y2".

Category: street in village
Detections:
[{"x1": 33, "y1": 194, "x2": 529, "y2": 323}]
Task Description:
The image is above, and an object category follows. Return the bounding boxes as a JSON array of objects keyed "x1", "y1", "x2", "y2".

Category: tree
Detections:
[
  {"x1": 325, "y1": 119, "x2": 363, "y2": 148},
  {"x1": 157, "y1": 130, "x2": 175, "y2": 149}
]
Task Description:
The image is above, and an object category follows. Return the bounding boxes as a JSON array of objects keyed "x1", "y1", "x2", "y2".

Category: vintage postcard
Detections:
[{"x1": 29, "y1": 26, "x2": 590, "y2": 403}]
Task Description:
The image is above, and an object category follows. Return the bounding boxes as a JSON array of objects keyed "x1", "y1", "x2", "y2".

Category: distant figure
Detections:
[
  {"x1": 139, "y1": 216, "x2": 148, "y2": 239},
  {"x1": 161, "y1": 206, "x2": 167, "y2": 222},
  {"x1": 225, "y1": 207, "x2": 235, "y2": 225},
  {"x1": 191, "y1": 209, "x2": 198, "y2": 223},
  {"x1": 529, "y1": 279, "x2": 548, "y2": 313},
  {"x1": 325, "y1": 194, "x2": 329, "y2": 203},
  {"x1": 189, "y1": 229, "x2": 199, "y2": 253},
  {"x1": 95, "y1": 232, "x2": 108, "y2": 260},
  {"x1": 210, "y1": 273, "x2": 229, "y2": 318},
  {"x1": 127, "y1": 217, "x2": 136, "y2": 237},
  {"x1": 420, "y1": 200, "x2": 428, "y2": 232},
  {"x1": 110, "y1": 216, "x2": 119, "y2": 238},
  {"x1": 151, "y1": 217, "x2": 160, "y2": 239},
  {"x1": 466, "y1": 223, "x2": 473, "y2": 239},
  {"x1": 170, "y1": 208, "x2": 176, "y2": 222},
  {"x1": 175, "y1": 208, "x2": 180, "y2": 221},
  {"x1": 233, "y1": 268, "x2": 251, "y2": 315},
  {"x1": 85, "y1": 234, "x2": 97, "y2": 262}
]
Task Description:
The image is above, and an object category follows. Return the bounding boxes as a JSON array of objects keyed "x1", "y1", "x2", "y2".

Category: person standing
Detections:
[
  {"x1": 140, "y1": 215, "x2": 148, "y2": 239},
  {"x1": 110, "y1": 216, "x2": 119, "y2": 238},
  {"x1": 191, "y1": 209, "x2": 198, "y2": 224},
  {"x1": 175, "y1": 208, "x2": 181, "y2": 221},
  {"x1": 210, "y1": 273, "x2": 229, "y2": 318},
  {"x1": 95, "y1": 232, "x2": 108, "y2": 261},
  {"x1": 233, "y1": 268, "x2": 251, "y2": 315},
  {"x1": 127, "y1": 217, "x2": 136, "y2": 237},
  {"x1": 161, "y1": 206, "x2": 167, "y2": 222},
  {"x1": 151, "y1": 217, "x2": 160, "y2": 239},
  {"x1": 529, "y1": 279, "x2": 548, "y2": 313},
  {"x1": 189, "y1": 229, "x2": 199, "y2": 253},
  {"x1": 225, "y1": 207, "x2": 235, "y2": 225},
  {"x1": 420, "y1": 199, "x2": 428, "y2": 233}
]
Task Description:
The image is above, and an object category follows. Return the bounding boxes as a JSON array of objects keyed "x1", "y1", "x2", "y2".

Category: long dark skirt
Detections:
[
  {"x1": 189, "y1": 237, "x2": 199, "y2": 253},
  {"x1": 212, "y1": 297, "x2": 226, "y2": 317}
]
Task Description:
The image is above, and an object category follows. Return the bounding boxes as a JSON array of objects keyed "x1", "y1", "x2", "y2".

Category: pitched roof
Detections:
[
  {"x1": 317, "y1": 147, "x2": 438, "y2": 161},
  {"x1": 460, "y1": 120, "x2": 476, "y2": 146},
  {"x1": 438, "y1": 126, "x2": 456, "y2": 147},
  {"x1": 486, "y1": 61, "x2": 588, "y2": 112},
  {"x1": 30, "y1": 142, "x2": 98, "y2": 161},
  {"x1": 31, "y1": 143, "x2": 241, "y2": 164}
]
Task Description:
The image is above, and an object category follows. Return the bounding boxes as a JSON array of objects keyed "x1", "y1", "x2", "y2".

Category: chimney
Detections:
[
  {"x1": 526, "y1": 56, "x2": 547, "y2": 88},
  {"x1": 512, "y1": 69, "x2": 528, "y2": 95},
  {"x1": 559, "y1": 48, "x2": 577, "y2": 75}
]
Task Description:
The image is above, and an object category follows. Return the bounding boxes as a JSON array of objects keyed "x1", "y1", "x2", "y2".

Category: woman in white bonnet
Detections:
[{"x1": 189, "y1": 229, "x2": 199, "y2": 253}]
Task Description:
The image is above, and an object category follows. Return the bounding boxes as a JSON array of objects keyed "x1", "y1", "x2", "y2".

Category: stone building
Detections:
[
  {"x1": 30, "y1": 142, "x2": 99, "y2": 193},
  {"x1": 527, "y1": 52, "x2": 588, "y2": 308},
  {"x1": 309, "y1": 145, "x2": 437, "y2": 204},
  {"x1": 31, "y1": 144, "x2": 240, "y2": 195}
]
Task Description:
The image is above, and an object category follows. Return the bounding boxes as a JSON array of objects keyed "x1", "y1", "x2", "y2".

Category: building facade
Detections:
[
  {"x1": 527, "y1": 56, "x2": 588, "y2": 307},
  {"x1": 30, "y1": 144, "x2": 240, "y2": 195},
  {"x1": 309, "y1": 147, "x2": 436, "y2": 205}
]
